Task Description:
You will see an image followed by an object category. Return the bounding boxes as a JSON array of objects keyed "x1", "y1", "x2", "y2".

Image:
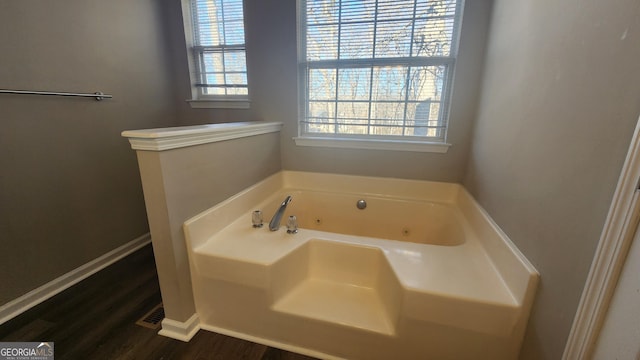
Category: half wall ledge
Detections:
[{"x1": 121, "y1": 121, "x2": 283, "y2": 151}]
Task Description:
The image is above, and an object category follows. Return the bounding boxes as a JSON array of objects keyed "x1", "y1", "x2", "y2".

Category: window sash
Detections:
[
  {"x1": 301, "y1": 61, "x2": 453, "y2": 140},
  {"x1": 298, "y1": 0, "x2": 462, "y2": 142}
]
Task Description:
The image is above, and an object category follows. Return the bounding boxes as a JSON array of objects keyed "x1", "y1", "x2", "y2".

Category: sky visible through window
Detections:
[{"x1": 302, "y1": 0, "x2": 459, "y2": 139}]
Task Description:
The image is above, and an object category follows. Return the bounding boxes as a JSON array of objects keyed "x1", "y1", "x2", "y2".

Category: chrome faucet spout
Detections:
[{"x1": 269, "y1": 195, "x2": 292, "y2": 231}]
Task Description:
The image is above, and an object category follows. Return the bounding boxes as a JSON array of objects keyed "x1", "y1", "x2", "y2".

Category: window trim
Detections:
[
  {"x1": 180, "y1": 0, "x2": 251, "y2": 109},
  {"x1": 296, "y1": 0, "x2": 463, "y2": 153},
  {"x1": 293, "y1": 136, "x2": 451, "y2": 153}
]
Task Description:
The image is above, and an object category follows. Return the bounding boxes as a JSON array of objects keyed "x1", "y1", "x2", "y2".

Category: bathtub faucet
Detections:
[{"x1": 269, "y1": 195, "x2": 292, "y2": 231}]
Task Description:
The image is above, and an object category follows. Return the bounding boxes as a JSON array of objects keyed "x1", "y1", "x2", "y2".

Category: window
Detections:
[
  {"x1": 296, "y1": 0, "x2": 463, "y2": 151},
  {"x1": 182, "y1": 0, "x2": 249, "y2": 108}
]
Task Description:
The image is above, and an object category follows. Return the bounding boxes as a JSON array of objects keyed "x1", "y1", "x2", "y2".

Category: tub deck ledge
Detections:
[{"x1": 192, "y1": 218, "x2": 521, "y2": 337}]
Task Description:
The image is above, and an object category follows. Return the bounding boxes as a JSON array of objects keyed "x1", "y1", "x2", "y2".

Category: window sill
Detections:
[
  {"x1": 186, "y1": 99, "x2": 250, "y2": 109},
  {"x1": 293, "y1": 137, "x2": 451, "y2": 153}
]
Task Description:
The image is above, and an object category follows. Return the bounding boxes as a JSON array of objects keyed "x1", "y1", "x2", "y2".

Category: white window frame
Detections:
[
  {"x1": 180, "y1": 0, "x2": 250, "y2": 109},
  {"x1": 294, "y1": 0, "x2": 464, "y2": 152}
]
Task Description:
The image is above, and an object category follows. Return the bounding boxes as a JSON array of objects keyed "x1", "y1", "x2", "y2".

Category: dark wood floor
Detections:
[{"x1": 0, "y1": 245, "x2": 317, "y2": 360}]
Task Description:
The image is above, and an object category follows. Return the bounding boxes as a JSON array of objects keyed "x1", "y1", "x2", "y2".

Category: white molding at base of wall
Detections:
[
  {"x1": 158, "y1": 313, "x2": 200, "y2": 342},
  {"x1": 0, "y1": 233, "x2": 152, "y2": 325},
  {"x1": 562, "y1": 116, "x2": 640, "y2": 359}
]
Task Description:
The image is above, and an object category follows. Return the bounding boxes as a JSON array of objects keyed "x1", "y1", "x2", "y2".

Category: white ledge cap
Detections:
[{"x1": 121, "y1": 121, "x2": 283, "y2": 151}]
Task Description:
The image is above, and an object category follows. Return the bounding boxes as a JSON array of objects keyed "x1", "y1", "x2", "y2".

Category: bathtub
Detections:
[{"x1": 183, "y1": 171, "x2": 538, "y2": 360}]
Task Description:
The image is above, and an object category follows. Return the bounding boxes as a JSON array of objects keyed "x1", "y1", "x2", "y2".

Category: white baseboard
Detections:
[
  {"x1": 158, "y1": 313, "x2": 200, "y2": 341},
  {"x1": 0, "y1": 233, "x2": 152, "y2": 325}
]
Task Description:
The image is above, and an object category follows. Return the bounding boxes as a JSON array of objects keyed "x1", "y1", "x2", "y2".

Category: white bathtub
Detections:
[{"x1": 183, "y1": 171, "x2": 539, "y2": 360}]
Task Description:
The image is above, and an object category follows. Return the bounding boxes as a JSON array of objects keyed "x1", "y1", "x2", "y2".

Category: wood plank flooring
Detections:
[{"x1": 0, "y1": 245, "x2": 318, "y2": 360}]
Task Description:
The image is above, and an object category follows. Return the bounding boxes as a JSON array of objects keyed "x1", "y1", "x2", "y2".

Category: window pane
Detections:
[
  {"x1": 222, "y1": 0, "x2": 243, "y2": 20},
  {"x1": 337, "y1": 68, "x2": 371, "y2": 100},
  {"x1": 341, "y1": 0, "x2": 376, "y2": 22},
  {"x1": 371, "y1": 102, "x2": 406, "y2": 121},
  {"x1": 224, "y1": 73, "x2": 247, "y2": 86},
  {"x1": 307, "y1": 24, "x2": 339, "y2": 60},
  {"x1": 340, "y1": 22, "x2": 374, "y2": 59},
  {"x1": 309, "y1": 69, "x2": 336, "y2": 100},
  {"x1": 202, "y1": 52, "x2": 223, "y2": 74},
  {"x1": 307, "y1": 0, "x2": 339, "y2": 25},
  {"x1": 416, "y1": 0, "x2": 458, "y2": 18},
  {"x1": 371, "y1": 125, "x2": 404, "y2": 136},
  {"x1": 309, "y1": 101, "x2": 336, "y2": 120},
  {"x1": 406, "y1": 101, "x2": 441, "y2": 136},
  {"x1": 413, "y1": 0, "x2": 458, "y2": 57},
  {"x1": 377, "y1": 0, "x2": 415, "y2": 21},
  {"x1": 407, "y1": 66, "x2": 445, "y2": 102},
  {"x1": 224, "y1": 20, "x2": 245, "y2": 45},
  {"x1": 413, "y1": 18, "x2": 455, "y2": 57},
  {"x1": 224, "y1": 51, "x2": 246, "y2": 72},
  {"x1": 226, "y1": 87, "x2": 248, "y2": 95},
  {"x1": 372, "y1": 67, "x2": 407, "y2": 101},
  {"x1": 203, "y1": 87, "x2": 226, "y2": 96},
  {"x1": 337, "y1": 101, "x2": 369, "y2": 120},
  {"x1": 204, "y1": 73, "x2": 225, "y2": 85},
  {"x1": 307, "y1": 100, "x2": 336, "y2": 134},
  {"x1": 375, "y1": 20, "x2": 412, "y2": 58},
  {"x1": 338, "y1": 122, "x2": 369, "y2": 135},
  {"x1": 193, "y1": 0, "x2": 244, "y2": 46}
]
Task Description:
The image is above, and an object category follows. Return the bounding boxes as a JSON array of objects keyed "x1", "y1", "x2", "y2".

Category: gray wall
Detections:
[
  {"x1": 166, "y1": 0, "x2": 492, "y2": 182},
  {"x1": 463, "y1": 0, "x2": 640, "y2": 358},
  {"x1": 0, "y1": 0, "x2": 177, "y2": 305}
]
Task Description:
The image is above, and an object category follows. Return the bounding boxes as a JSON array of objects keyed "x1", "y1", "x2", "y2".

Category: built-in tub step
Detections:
[
  {"x1": 272, "y1": 278, "x2": 395, "y2": 336},
  {"x1": 267, "y1": 239, "x2": 401, "y2": 336}
]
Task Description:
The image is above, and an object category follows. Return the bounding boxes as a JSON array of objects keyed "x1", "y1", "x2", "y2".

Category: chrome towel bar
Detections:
[{"x1": 0, "y1": 89, "x2": 112, "y2": 101}]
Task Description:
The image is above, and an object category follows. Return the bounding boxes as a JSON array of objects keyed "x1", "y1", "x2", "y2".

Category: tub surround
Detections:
[
  {"x1": 122, "y1": 121, "x2": 283, "y2": 340},
  {"x1": 184, "y1": 171, "x2": 539, "y2": 359}
]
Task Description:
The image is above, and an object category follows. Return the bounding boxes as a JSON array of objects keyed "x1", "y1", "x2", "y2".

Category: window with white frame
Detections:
[
  {"x1": 184, "y1": 0, "x2": 248, "y2": 107},
  {"x1": 297, "y1": 0, "x2": 463, "y2": 148}
]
